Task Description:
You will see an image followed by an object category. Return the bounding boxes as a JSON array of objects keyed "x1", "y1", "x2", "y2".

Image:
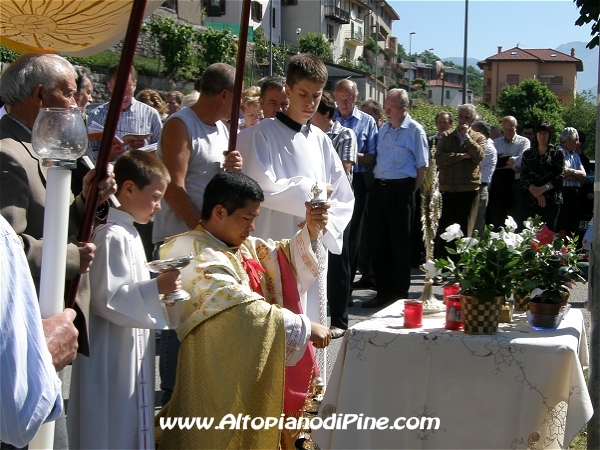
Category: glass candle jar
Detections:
[
  {"x1": 404, "y1": 300, "x2": 423, "y2": 328},
  {"x1": 445, "y1": 295, "x2": 463, "y2": 330}
]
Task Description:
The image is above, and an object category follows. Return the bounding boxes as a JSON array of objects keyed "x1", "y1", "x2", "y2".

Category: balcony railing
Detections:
[
  {"x1": 324, "y1": 3, "x2": 350, "y2": 24},
  {"x1": 345, "y1": 30, "x2": 363, "y2": 43}
]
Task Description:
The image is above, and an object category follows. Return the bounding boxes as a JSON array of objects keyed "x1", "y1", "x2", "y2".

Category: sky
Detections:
[{"x1": 388, "y1": 0, "x2": 595, "y2": 61}]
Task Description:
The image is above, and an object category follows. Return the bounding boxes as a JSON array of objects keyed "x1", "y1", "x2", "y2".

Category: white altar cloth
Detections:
[{"x1": 314, "y1": 300, "x2": 592, "y2": 449}]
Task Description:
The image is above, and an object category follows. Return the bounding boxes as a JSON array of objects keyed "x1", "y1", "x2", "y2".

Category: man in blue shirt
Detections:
[
  {"x1": 333, "y1": 80, "x2": 377, "y2": 292},
  {"x1": 1, "y1": 214, "x2": 78, "y2": 448},
  {"x1": 556, "y1": 127, "x2": 586, "y2": 236},
  {"x1": 362, "y1": 89, "x2": 428, "y2": 308}
]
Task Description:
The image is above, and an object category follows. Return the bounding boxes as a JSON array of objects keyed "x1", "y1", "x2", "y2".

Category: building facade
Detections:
[
  {"x1": 477, "y1": 46, "x2": 583, "y2": 106},
  {"x1": 176, "y1": 0, "x2": 402, "y2": 104}
]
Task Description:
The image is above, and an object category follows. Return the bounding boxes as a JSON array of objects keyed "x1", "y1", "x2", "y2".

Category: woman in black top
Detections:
[{"x1": 520, "y1": 122, "x2": 565, "y2": 230}]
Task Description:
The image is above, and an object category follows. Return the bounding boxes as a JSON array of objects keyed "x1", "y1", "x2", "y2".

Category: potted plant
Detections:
[
  {"x1": 511, "y1": 219, "x2": 588, "y2": 318},
  {"x1": 433, "y1": 221, "x2": 521, "y2": 334}
]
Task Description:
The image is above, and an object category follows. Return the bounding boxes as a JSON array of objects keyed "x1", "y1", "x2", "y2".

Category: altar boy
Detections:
[{"x1": 68, "y1": 150, "x2": 180, "y2": 449}]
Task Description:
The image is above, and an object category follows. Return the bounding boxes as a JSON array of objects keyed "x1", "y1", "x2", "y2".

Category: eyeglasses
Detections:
[{"x1": 245, "y1": 112, "x2": 263, "y2": 119}]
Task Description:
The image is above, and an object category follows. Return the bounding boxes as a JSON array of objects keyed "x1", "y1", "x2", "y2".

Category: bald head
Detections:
[
  {"x1": 501, "y1": 116, "x2": 518, "y2": 141},
  {"x1": 334, "y1": 79, "x2": 359, "y2": 119}
]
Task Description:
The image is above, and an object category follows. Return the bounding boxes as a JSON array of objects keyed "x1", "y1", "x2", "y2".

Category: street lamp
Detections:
[
  {"x1": 408, "y1": 31, "x2": 416, "y2": 104},
  {"x1": 296, "y1": 27, "x2": 301, "y2": 53}
]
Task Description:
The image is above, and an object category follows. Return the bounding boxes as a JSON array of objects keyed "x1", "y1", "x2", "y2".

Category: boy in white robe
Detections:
[
  {"x1": 237, "y1": 54, "x2": 354, "y2": 382},
  {"x1": 68, "y1": 151, "x2": 180, "y2": 449}
]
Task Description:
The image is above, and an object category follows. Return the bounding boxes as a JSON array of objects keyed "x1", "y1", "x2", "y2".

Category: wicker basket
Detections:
[{"x1": 460, "y1": 293, "x2": 504, "y2": 335}]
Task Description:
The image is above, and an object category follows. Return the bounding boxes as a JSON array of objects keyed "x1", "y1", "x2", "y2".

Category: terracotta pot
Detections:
[
  {"x1": 528, "y1": 301, "x2": 561, "y2": 316},
  {"x1": 459, "y1": 293, "x2": 504, "y2": 335},
  {"x1": 528, "y1": 300, "x2": 562, "y2": 329}
]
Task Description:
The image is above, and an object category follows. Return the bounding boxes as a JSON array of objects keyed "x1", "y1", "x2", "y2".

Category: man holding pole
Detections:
[{"x1": 0, "y1": 53, "x2": 116, "y2": 355}]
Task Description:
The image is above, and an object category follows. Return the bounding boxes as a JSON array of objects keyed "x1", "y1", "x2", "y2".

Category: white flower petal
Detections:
[
  {"x1": 461, "y1": 237, "x2": 479, "y2": 249},
  {"x1": 441, "y1": 223, "x2": 464, "y2": 242},
  {"x1": 505, "y1": 216, "x2": 517, "y2": 230},
  {"x1": 530, "y1": 288, "x2": 545, "y2": 299},
  {"x1": 423, "y1": 260, "x2": 440, "y2": 278}
]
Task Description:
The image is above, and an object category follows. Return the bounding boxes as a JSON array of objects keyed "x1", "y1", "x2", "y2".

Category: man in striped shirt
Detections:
[{"x1": 88, "y1": 65, "x2": 162, "y2": 160}]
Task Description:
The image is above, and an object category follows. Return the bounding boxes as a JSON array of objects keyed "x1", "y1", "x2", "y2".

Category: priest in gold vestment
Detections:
[{"x1": 156, "y1": 172, "x2": 331, "y2": 449}]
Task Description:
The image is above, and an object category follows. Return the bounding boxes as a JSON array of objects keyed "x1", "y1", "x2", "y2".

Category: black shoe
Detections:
[
  {"x1": 330, "y1": 326, "x2": 346, "y2": 339},
  {"x1": 362, "y1": 296, "x2": 393, "y2": 308},
  {"x1": 352, "y1": 278, "x2": 375, "y2": 290}
]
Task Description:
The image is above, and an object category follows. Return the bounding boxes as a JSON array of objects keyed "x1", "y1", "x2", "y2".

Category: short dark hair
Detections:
[
  {"x1": 286, "y1": 53, "x2": 328, "y2": 89},
  {"x1": 198, "y1": 63, "x2": 235, "y2": 96},
  {"x1": 107, "y1": 64, "x2": 137, "y2": 83},
  {"x1": 114, "y1": 150, "x2": 170, "y2": 193},
  {"x1": 201, "y1": 172, "x2": 264, "y2": 220},
  {"x1": 435, "y1": 111, "x2": 453, "y2": 125},
  {"x1": 316, "y1": 91, "x2": 335, "y2": 119},
  {"x1": 577, "y1": 129, "x2": 586, "y2": 147},
  {"x1": 361, "y1": 99, "x2": 382, "y2": 117},
  {"x1": 259, "y1": 76, "x2": 286, "y2": 99},
  {"x1": 472, "y1": 120, "x2": 491, "y2": 138},
  {"x1": 75, "y1": 66, "x2": 93, "y2": 93},
  {"x1": 536, "y1": 121, "x2": 554, "y2": 140}
]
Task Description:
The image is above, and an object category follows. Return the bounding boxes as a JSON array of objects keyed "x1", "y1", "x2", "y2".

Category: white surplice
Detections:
[
  {"x1": 237, "y1": 116, "x2": 354, "y2": 382},
  {"x1": 68, "y1": 209, "x2": 173, "y2": 450}
]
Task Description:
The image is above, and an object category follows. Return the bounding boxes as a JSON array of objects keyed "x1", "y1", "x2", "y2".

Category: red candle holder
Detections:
[
  {"x1": 443, "y1": 283, "x2": 460, "y2": 304},
  {"x1": 404, "y1": 300, "x2": 423, "y2": 328},
  {"x1": 445, "y1": 295, "x2": 463, "y2": 330}
]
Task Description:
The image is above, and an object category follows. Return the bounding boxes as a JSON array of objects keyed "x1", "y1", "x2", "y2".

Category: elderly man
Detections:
[
  {"x1": 151, "y1": 62, "x2": 243, "y2": 405},
  {"x1": 489, "y1": 116, "x2": 530, "y2": 229},
  {"x1": 259, "y1": 75, "x2": 289, "y2": 119},
  {"x1": 362, "y1": 89, "x2": 428, "y2": 308},
  {"x1": 0, "y1": 51, "x2": 115, "y2": 450},
  {"x1": 434, "y1": 104, "x2": 486, "y2": 260},
  {"x1": 556, "y1": 127, "x2": 586, "y2": 236},
  {"x1": 333, "y1": 79, "x2": 378, "y2": 290},
  {"x1": 0, "y1": 53, "x2": 116, "y2": 357}
]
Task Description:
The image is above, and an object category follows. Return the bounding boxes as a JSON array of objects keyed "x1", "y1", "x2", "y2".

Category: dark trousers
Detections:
[
  {"x1": 153, "y1": 243, "x2": 180, "y2": 406},
  {"x1": 556, "y1": 188, "x2": 581, "y2": 237},
  {"x1": 434, "y1": 190, "x2": 479, "y2": 260},
  {"x1": 489, "y1": 172, "x2": 528, "y2": 229},
  {"x1": 349, "y1": 172, "x2": 368, "y2": 279},
  {"x1": 368, "y1": 179, "x2": 415, "y2": 300},
  {"x1": 524, "y1": 200, "x2": 561, "y2": 231},
  {"x1": 327, "y1": 225, "x2": 351, "y2": 329},
  {"x1": 411, "y1": 186, "x2": 425, "y2": 265}
]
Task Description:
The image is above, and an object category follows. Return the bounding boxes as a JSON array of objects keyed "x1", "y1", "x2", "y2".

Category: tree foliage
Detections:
[
  {"x1": 396, "y1": 43, "x2": 408, "y2": 61},
  {"x1": 298, "y1": 32, "x2": 333, "y2": 62},
  {"x1": 408, "y1": 102, "x2": 501, "y2": 136},
  {"x1": 562, "y1": 90, "x2": 597, "y2": 158},
  {"x1": 574, "y1": 0, "x2": 599, "y2": 49},
  {"x1": 195, "y1": 28, "x2": 237, "y2": 74},
  {"x1": 144, "y1": 16, "x2": 195, "y2": 77},
  {"x1": 466, "y1": 65, "x2": 483, "y2": 97},
  {"x1": 497, "y1": 79, "x2": 564, "y2": 132},
  {"x1": 252, "y1": 26, "x2": 270, "y2": 63}
]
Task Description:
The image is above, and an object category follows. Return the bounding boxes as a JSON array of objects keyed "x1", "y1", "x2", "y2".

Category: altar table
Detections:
[{"x1": 313, "y1": 300, "x2": 592, "y2": 449}]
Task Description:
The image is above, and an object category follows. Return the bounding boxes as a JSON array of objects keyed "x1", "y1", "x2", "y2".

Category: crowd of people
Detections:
[{"x1": 0, "y1": 51, "x2": 591, "y2": 449}]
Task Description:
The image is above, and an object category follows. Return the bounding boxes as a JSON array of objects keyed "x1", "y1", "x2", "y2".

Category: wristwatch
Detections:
[{"x1": 544, "y1": 183, "x2": 551, "y2": 191}]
